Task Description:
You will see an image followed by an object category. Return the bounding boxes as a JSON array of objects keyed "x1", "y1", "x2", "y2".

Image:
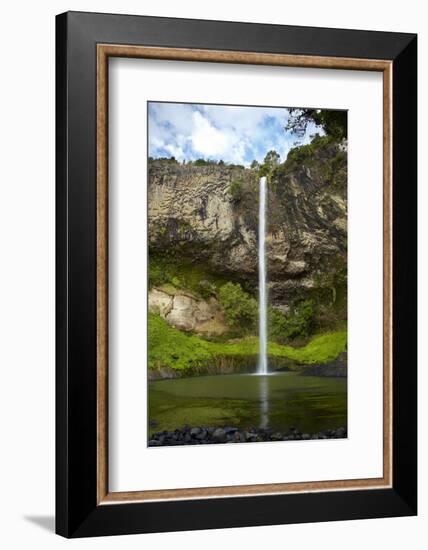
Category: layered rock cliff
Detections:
[{"x1": 148, "y1": 139, "x2": 347, "y2": 321}]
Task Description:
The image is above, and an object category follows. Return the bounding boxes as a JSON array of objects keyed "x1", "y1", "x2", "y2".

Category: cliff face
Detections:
[{"x1": 148, "y1": 141, "x2": 347, "y2": 313}]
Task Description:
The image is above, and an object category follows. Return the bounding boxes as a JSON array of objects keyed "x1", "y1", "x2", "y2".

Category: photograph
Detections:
[
  {"x1": 0, "y1": 1, "x2": 420, "y2": 545},
  {"x1": 147, "y1": 101, "x2": 348, "y2": 447}
]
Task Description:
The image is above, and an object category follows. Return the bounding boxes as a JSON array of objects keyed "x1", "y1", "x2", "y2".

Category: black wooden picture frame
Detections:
[{"x1": 56, "y1": 11, "x2": 417, "y2": 538}]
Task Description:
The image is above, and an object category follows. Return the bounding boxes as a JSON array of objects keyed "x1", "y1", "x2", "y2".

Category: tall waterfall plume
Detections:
[{"x1": 258, "y1": 176, "x2": 268, "y2": 375}]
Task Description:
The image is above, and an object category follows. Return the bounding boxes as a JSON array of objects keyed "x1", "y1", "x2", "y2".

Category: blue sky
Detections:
[{"x1": 148, "y1": 102, "x2": 320, "y2": 166}]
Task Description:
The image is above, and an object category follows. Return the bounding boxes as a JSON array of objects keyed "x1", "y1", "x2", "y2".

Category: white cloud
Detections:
[
  {"x1": 150, "y1": 102, "x2": 194, "y2": 135},
  {"x1": 200, "y1": 104, "x2": 288, "y2": 135},
  {"x1": 191, "y1": 112, "x2": 230, "y2": 157},
  {"x1": 148, "y1": 102, "x2": 322, "y2": 165},
  {"x1": 163, "y1": 142, "x2": 186, "y2": 161},
  {"x1": 190, "y1": 111, "x2": 252, "y2": 164}
]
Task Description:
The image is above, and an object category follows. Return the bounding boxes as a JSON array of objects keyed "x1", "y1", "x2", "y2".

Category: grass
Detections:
[
  {"x1": 268, "y1": 331, "x2": 347, "y2": 364},
  {"x1": 148, "y1": 313, "x2": 347, "y2": 372},
  {"x1": 148, "y1": 313, "x2": 213, "y2": 371}
]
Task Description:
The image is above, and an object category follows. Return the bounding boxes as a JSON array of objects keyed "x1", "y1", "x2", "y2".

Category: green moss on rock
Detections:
[{"x1": 148, "y1": 313, "x2": 347, "y2": 376}]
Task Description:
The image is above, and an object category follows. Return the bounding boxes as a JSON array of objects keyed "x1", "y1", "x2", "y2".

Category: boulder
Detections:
[{"x1": 148, "y1": 287, "x2": 227, "y2": 335}]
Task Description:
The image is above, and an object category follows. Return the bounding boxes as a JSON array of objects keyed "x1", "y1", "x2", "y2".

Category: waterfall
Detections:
[{"x1": 258, "y1": 176, "x2": 268, "y2": 375}]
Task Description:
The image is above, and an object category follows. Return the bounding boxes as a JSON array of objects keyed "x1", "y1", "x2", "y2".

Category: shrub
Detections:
[
  {"x1": 258, "y1": 149, "x2": 280, "y2": 179},
  {"x1": 148, "y1": 255, "x2": 228, "y2": 297},
  {"x1": 171, "y1": 276, "x2": 181, "y2": 288},
  {"x1": 149, "y1": 260, "x2": 168, "y2": 287},
  {"x1": 268, "y1": 307, "x2": 289, "y2": 342},
  {"x1": 218, "y1": 282, "x2": 258, "y2": 332},
  {"x1": 268, "y1": 300, "x2": 316, "y2": 342},
  {"x1": 284, "y1": 299, "x2": 316, "y2": 339},
  {"x1": 228, "y1": 178, "x2": 244, "y2": 203}
]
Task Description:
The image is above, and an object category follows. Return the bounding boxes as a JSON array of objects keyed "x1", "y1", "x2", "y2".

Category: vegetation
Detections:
[
  {"x1": 258, "y1": 149, "x2": 281, "y2": 178},
  {"x1": 148, "y1": 313, "x2": 213, "y2": 371},
  {"x1": 250, "y1": 159, "x2": 259, "y2": 169},
  {"x1": 148, "y1": 156, "x2": 179, "y2": 163},
  {"x1": 193, "y1": 158, "x2": 213, "y2": 166},
  {"x1": 149, "y1": 255, "x2": 228, "y2": 299},
  {"x1": 218, "y1": 282, "x2": 258, "y2": 333},
  {"x1": 148, "y1": 313, "x2": 346, "y2": 372},
  {"x1": 268, "y1": 299, "x2": 315, "y2": 342},
  {"x1": 148, "y1": 115, "x2": 347, "y2": 374},
  {"x1": 150, "y1": 256, "x2": 335, "y2": 343},
  {"x1": 217, "y1": 282, "x2": 318, "y2": 342},
  {"x1": 276, "y1": 134, "x2": 347, "y2": 190},
  {"x1": 228, "y1": 178, "x2": 244, "y2": 203},
  {"x1": 286, "y1": 108, "x2": 347, "y2": 140}
]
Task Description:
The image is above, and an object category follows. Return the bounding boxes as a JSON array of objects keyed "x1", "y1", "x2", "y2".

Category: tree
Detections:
[
  {"x1": 250, "y1": 159, "x2": 259, "y2": 169},
  {"x1": 194, "y1": 158, "x2": 209, "y2": 166},
  {"x1": 268, "y1": 300, "x2": 316, "y2": 342},
  {"x1": 286, "y1": 108, "x2": 347, "y2": 140},
  {"x1": 263, "y1": 150, "x2": 280, "y2": 169},
  {"x1": 258, "y1": 150, "x2": 280, "y2": 178}
]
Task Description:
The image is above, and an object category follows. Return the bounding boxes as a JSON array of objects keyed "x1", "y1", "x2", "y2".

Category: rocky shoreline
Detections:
[
  {"x1": 298, "y1": 352, "x2": 347, "y2": 378},
  {"x1": 148, "y1": 358, "x2": 347, "y2": 381},
  {"x1": 147, "y1": 362, "x2": 292, "y2": 381},
  {"x1": 148, "y1": 425, "x2": 347, "y2": 446}
]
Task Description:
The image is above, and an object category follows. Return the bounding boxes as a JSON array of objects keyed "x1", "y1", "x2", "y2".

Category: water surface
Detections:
[{"x1": 148, "y1": 372, "x2": 347, "y2": 435}]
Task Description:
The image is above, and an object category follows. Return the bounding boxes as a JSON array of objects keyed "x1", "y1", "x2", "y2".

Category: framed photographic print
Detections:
[{"x1": 56, "y1": 11, "x2": 417, "y2": 537}]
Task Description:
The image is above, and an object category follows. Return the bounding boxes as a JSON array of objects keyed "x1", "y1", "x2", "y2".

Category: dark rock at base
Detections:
[
  {"x1": 212, "y1": 428, "x2": 227, "y2": 442},
  {"x1": 148, "y1": 425, "x2": 347, "y2": 446},
  {"x1": 300, "y1": 352, "x2": 347, "y2": 378},
  {"x1": 224, "y1": 426, "x2": 238, "y2": 434},
  {"x1": 196, "y1": 429, "x2": 208, "y2": 440}
]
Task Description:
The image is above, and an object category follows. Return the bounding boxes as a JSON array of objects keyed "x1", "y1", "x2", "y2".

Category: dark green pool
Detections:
[{"x1": 148, "y1": 372, "x2": 347, "y2": 435}]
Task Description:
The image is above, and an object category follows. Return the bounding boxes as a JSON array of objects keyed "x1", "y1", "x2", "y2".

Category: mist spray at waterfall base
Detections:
[{"x1": 258, "y1": 176, "x2": 268, "y2": 375}]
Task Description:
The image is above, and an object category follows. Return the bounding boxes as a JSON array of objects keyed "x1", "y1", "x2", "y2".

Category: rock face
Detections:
[
  {"x1": 148, "y1": 142, "x2": 347, "y2": 311},
  {"x1": 149, "y1": 286, "x2": 226, "y2": 335},
  {"x1": 148, "y1": 162, "x2": 256, "y2": 277},
  {"x1": 300, "y1": 352, "x2": 347, "y2": 377}
]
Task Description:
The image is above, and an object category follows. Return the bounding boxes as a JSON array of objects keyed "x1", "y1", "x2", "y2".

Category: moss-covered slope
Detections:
[{"x1": 148, "y1": 313, "x2": 346, "y2": 378}]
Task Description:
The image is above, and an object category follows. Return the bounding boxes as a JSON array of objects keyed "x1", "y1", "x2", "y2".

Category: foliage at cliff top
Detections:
[
  {"x1": 269, "y1": 133, "x2": 347, "y2": 192},
  {"x1": 285, "y1": 108, "x2": 347, "y2": 141},
  {"x1": 148, "y1": 313, "x2": 346, "y2": 372}
]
